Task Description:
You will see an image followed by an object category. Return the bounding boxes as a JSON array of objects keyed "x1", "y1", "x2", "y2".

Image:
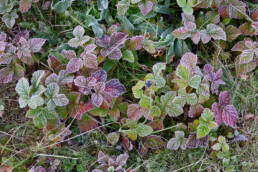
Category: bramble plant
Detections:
[{"x1": 0, "y1": 0, "x2": 256, "y2": 171}]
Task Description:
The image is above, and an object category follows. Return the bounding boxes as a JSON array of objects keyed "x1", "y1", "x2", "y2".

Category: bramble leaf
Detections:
[
  {"x1": 20, "y1": 0, "x2": 31, "y2": 13},
  {"x1": 2, "y1": 12, "x2": 18, "y2": 29},
  {"x1": 117, "y1": 0, "x2": 130, "y2": 16},
  {"x1": 138, "y1": 1, "x2": 154, "y2": 16},
  {"x1": 167, "y1": 131, "x2": 187, "y2": 150},
  {"x1": 136, "y1": 123, "x2": 153, "y2": 137},
  {"x1": 200, "y1": 24, "x2": 226, "y2": 44}
]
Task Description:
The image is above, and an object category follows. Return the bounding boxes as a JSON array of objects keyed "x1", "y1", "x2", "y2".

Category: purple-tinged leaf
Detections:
[
  {"x1": 231, "y1": 134, "x2": 248, "y2": 143},
  {"x1": 47, "y1": 55, "x2": 61, "y2": 71},
  {"x1": 186, "y1": 132, "x2": 208, "y2": 148},
  {"x1": 91, "y1": 69, "x2": 107, "y2": 83},
  {"x1": 196, "y1": 0, "x2": 221, "y2": 9},
  {"x1": 200, "y1": 29, "x2": 211, "y2": 44},
  {"x1": 203, "y1": 64, "x2": 225, "y2": 95},
  {"x1": 68, "y1": 92, "x2": 94, "y2": 119},
  {"x1": 212, "y1": 102, "x2": 223, "y2": 125},
  {"x1": 147, "y1": 120, "x2": 164, "y2": 131},
  {"x1": 189, "y1": 104, "x2": 204, "y2": 118},
  {"x1": 212, "y1": 91, "x2": 238, "y2": 127},
  {"x1": 98, "y1": 32, "x2": 127, "y2": 60},
  {"x1": 239, "y1": 22, "x2": 255, "y2": 36},
  {"x1": 127, "y1": 104, "x2": 148, "y2": 120},
  {"x1": 105, "y1": 79, "x2": 126, "y2": 97},
  {"x1": 222, "y1": 105, "x2": 238, "y2": 127},
  {"x1": 107, "y1": 25, "x2": 119, "y2": 36},
  {"x1": 139, "y1": 141, "x2": 149, "y2": 156},
  {"x1": 128, "y1": 36, "x2": 145, "y2": 50},
  {"x1": 146, "y1": 135, "x2": 164, "y2": 149},
  {"x1": 81, "y1": 52, "x2": 98, "y2": 69},
  {"x1": 96, "y1": 34, "x2": 110, "y2": 47},
  {"x1": 61, "y1": 49, "x2": 77, "y2": 59},
  {"x1": 218, "y1": 0, "x2": 246, "y2": 19},
  {"x1": 121, "y1": 136, "x2": 133, "y2": 151},
  {"x1": 92, "y1": 82, "x2": 105, "y2": 107},
  {"x1": 45, "y1": 73, "x2": 58, "y2": 85},
  {"x1": 20, "y1": 0, "x2": 31, "y2": 13},
  {"x1": 225, "y1": 25, "x2": 241, "y2": 42},
  {"x1": 97, "y1": 151, "x2": 109, "y2": 164},
  {"x1": 74, "y1": 76, "x2": 96, "y2": 88},
  {"x1": 191, "y1": 31, "x2": 200, "y2": 45},
  {"x1": 180, "y1": 52, "x2": 197, "y2": 73},
  {"x1": 231, "y1": 38, "x2": 252, "y2": 51},
  {"x1": 66, "y1": 58, "x2": 83, "y2": 73},
  {"x1": 28, "y1": 38, "x2": 46, "y2": 53},
  {"x1": 0, "y1": 67, "x2": 14, "y2": 83},
  {"x1": 77, "y1": 113, "x2": 98, "y2": 133},
  {"x1": 250, "y1": 9, "x2": 258, "y2": 21},
  {"x1": 181, "y1": 13, "x2": 195, "y2": 24},
  {"x1": 138, "y1": 1, "x2": 153, "y2": 16},
  {"x1": 205, "y1": 11, "x2": 220, "y2": 24},
  {"x1": 219, "y1": 91, "x2": 230, "y2": 107},
  {"x1": 172, "y1": 27, "x2": 191, "y2": 39},
  {"x1": 116, "y1": 153, "x2": 129, "y2": 166}
]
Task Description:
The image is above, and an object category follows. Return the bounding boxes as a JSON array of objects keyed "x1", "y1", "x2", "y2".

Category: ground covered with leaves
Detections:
[{"x1": 0, "y1": 0, "x2": 257, "y2": 171}]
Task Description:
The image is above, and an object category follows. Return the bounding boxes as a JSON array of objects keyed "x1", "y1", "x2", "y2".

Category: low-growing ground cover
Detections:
[{"x1": 0, "y1": 0, "x2": 257, "y2": 171}]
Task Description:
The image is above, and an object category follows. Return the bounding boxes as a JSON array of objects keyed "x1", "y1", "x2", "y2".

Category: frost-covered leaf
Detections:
[
  {"x1": 212, "y1": 91, "x2": 238, "y2": 127},
  {"x1": 91, "y1": 69, "x2": 107, "y2": 83},
  {"x1": 203, "y1": 64, "x2": 225, "y2": 95},
  {"x1": 20, "y1": 0, "x2": 31, "y2": 13},
  {"x1": 231, "y1": 134, "x2": 248, "y2": 143},
  {"x1": 149, "y1": 106, "x2": 161, "y2": 119},
  {"x1": 122, "y1": 50, "x2": 134, "y2": 62},
  {"x1": 0, "y1": 0, "x2": 13, "y2": 14},
  {"x1": 66, "y1": 58, "x2": 83, "y2": 73},
  {"x1": 222, "y1": 105, "x2": 238, "y2": 127},
  {"x1": 107, "y1": 132, "x2": 120, "y2": 145},
  {"x1": 180, "y1": 52, "x2": 197, "y2": 73},
  {"x1": 127, "y1": 104, "x2": 148, "y2": 120},
  {"x1": 189, "y1": 104, "x2": 204, "y2": 118},
  {"x1": 105, "y1": 79, "x2": 126, "y2": 98},
  {"x1": 167, "y1": 131, "x2": 187, "y2": 150},
  {"x1": 176, "y1": 64, "x2": 190, "y2": 81},
  {"x1": 143, "y1": 40, "x2": 156, "y2": 54},
  {"x1": 196, "y1": 0, "x2": 221, "y2": 9},
  {"x1": 239, "y1": 22, "x2": 255, "y2": 36},
  {"x1": 225, "y1": 25, "x2": 240, "y2": 42},
  {"x1": 197, "y1": 125, "x2": 210, "y2": 138},
  {"x1": 138, "y1": 1, "x2": 154, "y2": 16},
  {"x1": 16, "y1": 78, "x2": 30, "y2": 97},
  {"x1": 186, "y1": 132, "x2": 208, "y2": 148},
  {"x1": 97, "y1": 32, "x2": 127, "y2": 60},
  {"x1": 128, "y1": 36, "x2": 144, "y2": 50},
  {"x1": 173, "y1": 27, "x2": 191, "y2": 40},
  {"x1": 28, "y1": 38, "x2": 46, "y2": 53},
  {"x1": 176, "y1": 0, "x2": 194, "y2": 15},
  {"x1": 28, "y1": 95, "x2": 44, "y2": 109},
  {"x1": 146, "y1": 135, "x2": 164, "y2": 149},
  {"x1": 200, "y1": 24, "x2": 226, "y2": 44},
  {"x1": 81, "y1": 44, "x2": 98, "y2": 69},
  {"x1": 2, "y1": 12, "x2": 18, "y2": 29},
  {"x1": 140, "y1": 95, "x2": 153, "y2": 108},
  {"x1": 218, "y1": 0, "x2": 246, "y2": 19},
  {"x1": 186, "y1": 93, "x2": 197, "y2": 105},
  {"x1": 136, "y1": 123, "x2": 153, "y2": 137},
  {"x1": 117, "y1": 0, "x2": 130, "y2": 16},
  {"x1": 252, "y1": 22, "x2": 258, "y2": 35},
  {"x1": 189, "y1": 75, "x2": 201, "y2": 89},
  {"x1": 77, "y1": 113, "x2": 98, "y2": 133},
  {"x1": 53, "y1": 0, "x2": 74, "y2": 13}
]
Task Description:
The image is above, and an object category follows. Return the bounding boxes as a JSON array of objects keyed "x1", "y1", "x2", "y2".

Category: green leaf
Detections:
[
  {"x1": 166, "y1": 103, "x2": 183, "y2": 117},
  {"x1": 53, "y1": 0, "x2": 74, "y2": 13},
  {"x1": 140, "y1": 95, "x2": 153, "y2": 108},
  {"x1": 33, "y1": 115, "x2": 47, "y2": 128},
  {"x1": 28, "y1": 95, "x2": 44, "y2": 109},
  {"x1": 153, "y1": 63, "x2": 166, "y2": 77},
  {"x1": 150, "y1": 106, "x2": 161, "y2": 118},
  {"x1": 16, "y1": 78, "x2": 30, "y2": 97},
  {"x1": 189, "y1": 75, "x2": 201, "y2": 89},
  {"x1": 186, "y1": 93, "x2": 197, "y2": 105},
  {"x1": 136, "y1": 123, "x2": 153, "y2": 137},
  {"x1": 176, "y1": 64, "x2": 190, "y2": 81},
  {"x1": 117, "y1": 0, "x2": 130, "y2": 16},
  {"x1": 31, "y1": 70, "x2": 45, "y2": 89},
  {"x1": 197, "y1": 125, "x2": 210, "y2": 138},
  {"x1": 18, "y1": 96, "x2": 29, "y2": 108},
  {"x1": 212, "y1": 143, "x2": 222, "y2": 150},
  {"x1": 218, "y1": 136, "x2": 226, "y2": 143},
  {"x1": 2, "y1": 12, "x2": 18, "y2": 29},
  {"x1": 122, "y1": 50, "x2": 134, "y2": 62},
  {"x1": 107, "y1": 132, "x2": 120, "y2": 145},
  {"x1": 222, "y1": 143, "x2": 229, "y2": 152},
  {"x1": 85, "y1": 15, "x2": 103, "y2": 38}
]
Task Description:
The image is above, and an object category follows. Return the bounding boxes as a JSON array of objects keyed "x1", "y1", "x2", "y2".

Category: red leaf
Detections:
[
  {"x1": 77, "y1": 114, "x2": 98, "y2": 133},
  {"x1": 222, "y1": 105, "x2": 238, "y2": 127},
  {"x1": 20, "y1": 0, "x2": 32, "y2": 13}
]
